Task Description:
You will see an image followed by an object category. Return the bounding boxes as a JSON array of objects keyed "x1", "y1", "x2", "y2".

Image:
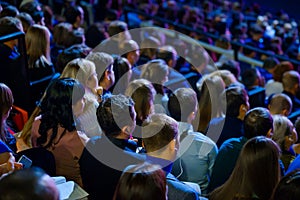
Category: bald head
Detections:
[
  {"x1": 268, "y1": 93, "x2": 292, "y2": 116},
  {"x1": 282, "y1": 70, "x2": 300, "y2": 95}
]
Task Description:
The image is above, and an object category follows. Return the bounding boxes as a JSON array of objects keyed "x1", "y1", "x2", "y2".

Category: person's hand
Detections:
[{"x1": 0, "y1": 161, "x2": 23, "y2": 175}]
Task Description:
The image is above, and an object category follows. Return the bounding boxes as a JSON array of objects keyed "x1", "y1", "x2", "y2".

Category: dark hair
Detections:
[
  {"x1": 0, "y1": 5, "x2": 19, "y2": 18},
  {"x1": 107, "y1": 20, "x2": 128, "y2": 37},
  {"x1": 168, "y1": 88, "x2": 197, "y2": 122},
  {"x1": 225, "y1": 86, "x2": 248, "y2": 118},
  {"x1": 0, "y1": 167, "x2": 59, "y2": 200},
  {"x1": 0, "y1": 83, "x2": 14, "y2": 142},
  {"x1": 113, "y1": 162, "x2": 167, "y2": 200},
  {"x1": 262, "y1": 57, "x2": 279, "y2": 70},
  {"x1": 64, "y1": 6, "x2": 82, "y2": 25},
  {"x1": 85, "y1": 22, "x2": 107, "y2": 48},
  {"x1": 142, "y1": 114, "x2": 178, "y2": 152},
  {"x1": 272, "y1": 170, "x2": 300, "y2": 200},
  {"x1": 97, "y1": 94, "x2": 135, "y2": 137},
  {"x1": 37, "y1": 78, "x2": 85, "y2": 148},
  {"x1": 244, "y1": 107, "x2": 273, "y2": 139},
  {"x1": 219, "y1": 60, "x2": 240, "y2": 79},
  {"x1": 110, "y1": 56, "x2": 131, "y2": 94},
  {"x1": 210, "y1": 136, "x2": 280, "y2": 200},
  {"x1": 241, "y1": 68, "x2": 259, "y2": 88},
  {"x1": 19, "y1": 1, "x2": 44, "y2": 24},
  {"x1": 0, "y1": 16, "x2": 22, "y2": 36}
]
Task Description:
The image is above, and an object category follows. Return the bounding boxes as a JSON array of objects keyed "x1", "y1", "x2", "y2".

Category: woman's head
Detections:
[
  {"x1": 25, "y1": 24, "x2": 51, "y2": 67},
  {"x1": 272, "y1": 115, "x2": 296, "y2": 151},
  {"x1": 125, "y1": 79, "x2": 156, "y2": 123},
  {"x1": 111, "y1": 56, "x2": 132, "y2": 94},
  {"x1": 38, "y1": 78, "x2": 85, "y2": 147},
  {"x1": 61, "y1": 58, "x2": 98, "y2": 91},
  {"x1": 0, "y1": 83, "x2": 13, "y2": 141},
  {"x1": 113, "y1": 162, "x2": 167, "y2": 200}
]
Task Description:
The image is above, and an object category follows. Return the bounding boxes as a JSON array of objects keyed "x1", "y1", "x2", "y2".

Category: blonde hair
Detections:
[
  {"x1": 26, "y1": 24, "x2": 51, "y2": 68},
  {"x1": 60, "y1": 58, "x2": 96, "y2": 86}
]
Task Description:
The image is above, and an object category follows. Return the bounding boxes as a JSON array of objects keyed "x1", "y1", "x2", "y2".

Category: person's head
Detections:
[
  {"x1": 218, "y1": 60, "x2": 240, "y2": 80},
  {"x1": 140, "y1": 36, "x2": 161, "y2": 59},
  {"x1": 244, "y1": 107, "x2": 273, "y2": 139},
  {"x1": 263, "y1": 57, "x2": 279, "y2": 73},
  {"x1": 272, "y1": 115, "x2": 296, "y2": 151},
  {"x1": 140, "y1": 59, "x2": 169, "y2": 94},
  {"x1": 156, "y1": 45, "x2": 178, "y2": 68},
  {"x1": 16, "y1": 12, "x2": 34, "y2": 33},
  {"x1": 85, "y1": 22, "x2": 108, "y2": 48},
  {"x1": 168, "y1": 88, "x2": 198, "y2": 123},
  {"x1": 64, "y1": 5, "x2": 84, "y2": 28},
  {"x1": 111, "y1": 56, "x2": 132, "y2": 94},
  {"x1": 224, "y1": 86, "x2": 249, "y2": 120},
  {"x1": 241, "y1": 67, "x2": 263, "y2": 88},
  {"x1": 107, "y1": 20, "x2": 131, "y2": 41},
  {"x1": 0, "y1": 83, "x2": 13, "y2": 141},
  {"x1": 113, "y1": 162, "x2": 167, "y2": 200},
  {"x1": 268, "y1": 93, "x2": 292, "y2": 116},
  {"x1": 119, "y1": 39, "x2": 140, "y2": 66},
  {"x1": 0, "y1": 5, "x2": 19, "y2": 18},
  {"x1": 25, "y1": 24, "x2": 51, "y2": 68},
  {"x1": 273, "y1": 61, "x2": 294, "y2": 82},
  {"x1": 37, "y1": 78, "x2": 85, "y2": 147},
  {"x1": 142, "y1": 114, "x2": 179, "y2": 161},
  {"x1": 97, "y1": 94, "x2": 136, "y2": 138},
  {"x1": 0, "y1": 167, "x2": 59, "y2": 200},
  {"x1": 272, "y1": 170, "x2": 300, "y2": 200},
  {"x1": 86, "y1": 52, "x2": 115, "y2": 90},
  {"x1": 0, "y1": 16, "x2": 23, "y2": 49},
  {"x1": 52, "y1": 22, "x2": 73, "y2": 47},
  {"x1": 125, "y1": 79, "x2": 156, "y2": 124},
  {"x1": 19, "y1": 1, "x2": 44, "y2": 25},
  {"x1": 210, "y1": 136, "x2": 280, "y2": 200},
  {"x1": 61, "y1": 58, "x2": 98, "y2": 91},
  {"x1": 56, "y1": 44, "x2": 87, "y2": 73},
  {"x1": 282, "y1": 70, "x2": 300, "y2": 95}
]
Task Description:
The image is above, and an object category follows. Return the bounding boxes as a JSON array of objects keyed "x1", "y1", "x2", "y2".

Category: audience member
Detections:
[
  {"x1": 85, "y1": 22, "x2": 108, "y2": 48},
  {"x1": 282, "y1": 70, "x2": 300, "y2": 112},
  {"x1": 16, "y1": 12, "x2": 34, "y2": 33},
  {"x1": 259, "y1": 57, "x2": 279, "y2": 82},
  {"x1": 142, "y1": 113, "x2": 199, "y2": 200},
  {"x1": 86, "y1": 52, "x2": 115, "y2": 98},
  {"x1": 272, "y1": 115, "x2": 296, "y2": 170},
  {"x1": 208, "y1": 107, "x2": 273, "y2": 192},
  {"x1": 268, "y1": 93, "x2": 292, "y2": 116},
  {"x1": 140, "y1": 59, "x2": 169, "y2": 114},
  {"x1": 169, "y1": 88, "x2": 218, "y2": 195},
  {"x1": 63, "y1": 5, "x2": 84, "y2": 33},
  {"x1": 209, "y1": 136, "x2": 280, "y2": 200},
  {"x1": 272, "y1": 169, "x2": 300, "y2": 200},
  {"x1": 80, "y1": 94, "x2": 144, "y2": 200},
  {"x1": 207, "y1": 86, "x2": 249, "y2": 148},
  {"x1": 113, "y1": 162, "x2": 167, "y2": 200},
  {"x1": 31, "y1": 78, "x2": 89, "y2": 186},
  {"x1": 119, "y1": 39, "x2": 140, "y2": 67},
  {"x1": 0, "y1": 167, "x2": 59, "y2": 200}
]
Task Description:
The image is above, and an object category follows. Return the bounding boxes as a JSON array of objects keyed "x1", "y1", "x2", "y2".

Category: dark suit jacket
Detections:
[{"x1": 79, "y1": 136, "x2": 145, "y2": 200}]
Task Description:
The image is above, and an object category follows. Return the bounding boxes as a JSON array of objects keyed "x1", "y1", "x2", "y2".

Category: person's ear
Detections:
[{"x1": 105, "y1": 70, "x2": 110, "y2": 81}]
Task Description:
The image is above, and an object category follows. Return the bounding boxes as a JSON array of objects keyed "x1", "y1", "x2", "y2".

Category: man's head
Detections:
[
  {"x1": 0, "y1": 168, "x2": 59, "y2": 200},
  {"x1": 156, "y1": 45, "x2": 178, "y2": 68},
  {"x1": 97, "y1": 94, "x2": 136, "y2": 138},
  {"x1": 224, "y1": 86, "x2": 249, "y2": 120},
  {"x1": 142, "y1": 114, "x2": 179, "y2": 161},
  {"x1": 168, "y1": 88, "x2": 198, "y2": 123},
  {"x1": 0, "y1": 16, "x2": 23, "y2": 49},
  {"x1": 282, "y1": 70, "x2": 300, "y2": 95},
  {"x1": 119, "y1": 39, "x2": 140, "y2": 66},
  {"x1": 86, "y1": 52, "x2": 115, "y2": 90},
  {"x1": 268, "y1": 93, "x2": 292, "y2": 116},
  {"x1": 107, "y1": 20, "x2": 131, "y2": 41},
  {"x1": 244, "y1": 107, "x2": 273, "y2": 139}
]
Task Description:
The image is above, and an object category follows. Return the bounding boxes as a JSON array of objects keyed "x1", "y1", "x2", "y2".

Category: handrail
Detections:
[
  {"x1": 0, "y1": 31, "x2": 24, "y2": 43},
  {"x1": 123, "y1": 7, "x2": 300, "y2": 68}
]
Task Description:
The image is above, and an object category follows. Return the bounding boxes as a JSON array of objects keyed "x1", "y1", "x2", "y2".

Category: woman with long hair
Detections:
[
  {"x1": 31, "y1": 78, "x2": 89, "y2": 186},
  {"x1": 209, "y1": 136, "x2": 281, "y2": 200}
]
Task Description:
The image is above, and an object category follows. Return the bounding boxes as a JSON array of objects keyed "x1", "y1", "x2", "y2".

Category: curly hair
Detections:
[{"x1": 37, "y1": 78, "x2": 85, "y2": 148}]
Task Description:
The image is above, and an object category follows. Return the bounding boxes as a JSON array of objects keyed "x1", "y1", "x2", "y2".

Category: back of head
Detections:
[
  {"x1": 64, "y1": 5, "x2": 81, "y2": 25},
  {"x1": 0, "y1": 5, "x2": 19, "y2": 18},
  {"x1": 0, "y1": 167, "x2": 59, "y2": 200},
  {"x1": 140, "y1": 36, "x2": 161, "y2": 58},
  {"x1": 224, "y1": 86, "x2": 248, "y2": 118},
  {"x1": 140, "y1": 59, "x2": 168, "y2": 84},
  {"x1": 219, "y1": 60, "x2": 240, "y2": 79},
  {"x1": 86, "y1": 52, "x2": 114, "y2": 82},
  {"x1": 244, "y1": 107, "x2": 273, "y2": 139},
  {"x1": 107, "y1": 20, "x2": 128, "y2": 37},
  {"x1": 272, "y1": 170, "x2": 300, "y2": 200},
  {"x1": 0, "y1": 16, "x2": 22, "y2": 37},
  {"x1": 168, "y1": 88, "x2": 197, "y2": 122},
  {"x1": 0, "y1": 83, "x2": 14, "y2": 116},
  {"x1": 156, "y1": 45, "x2": 177, "y2": 66},
  {"x1": 272, "y1": 115, "x2": 293, "y2": 151},
  {"x1": 53, "y1": 22, "x2": 73, "y2": 47},
  {"x1": 273, "y1": 61, "x2": 294, "y2": 82},
  {"x1": 262, "y1": 57, "x2": 279, "y2": 70},
  {"x1": 113, "y1": 162, "x2": 167, "y2": 200},
  {"x1": 282, "y1": 70, "x2": 300, "y2": 90},
  {"x1": 97, "y1": 94, "x2": 135, "y2": 137},
  {"x1": 268, "y1": 93, "x2": 292, "y2": 116},
  {"x1": 241, "y1": 68, "x2": 259, "y2": 88},
  {"x1": 142, "y1": 114, "x2": 178, "y2": 153},
  {"x1": 125, "y1": 79, "x2": 155, "y2": 122}
]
